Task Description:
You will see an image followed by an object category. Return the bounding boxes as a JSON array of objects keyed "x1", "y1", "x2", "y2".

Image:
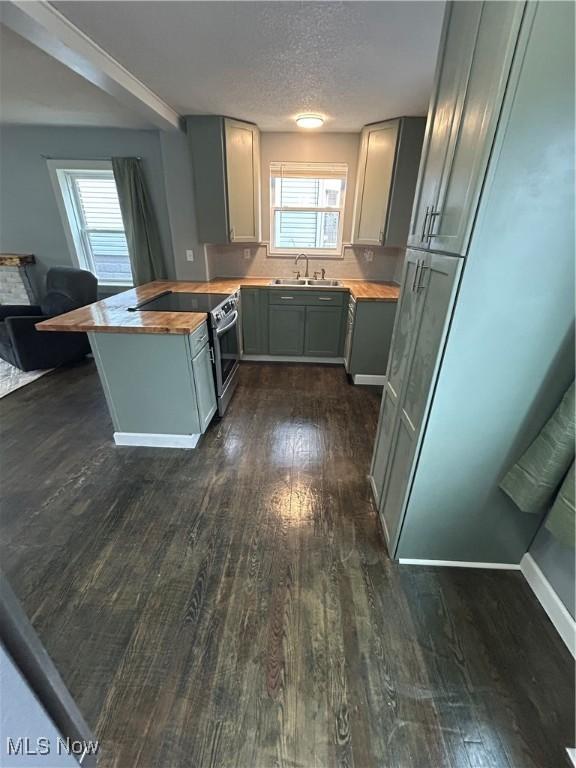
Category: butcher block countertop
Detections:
[{"x1": 37, "y1": 278, "x2": 400, "y2": 335}]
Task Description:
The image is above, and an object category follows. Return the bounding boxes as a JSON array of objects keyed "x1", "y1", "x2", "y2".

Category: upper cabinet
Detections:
[
  {"x1": 408, "y1": 1, "x2": 526, "y2": 255},
  {"x1": 352, "y1": 117, "x2": 425, "y2": 247},
  {"x1": 186, "y1": 116, "x2": 261, "y2": 244}
]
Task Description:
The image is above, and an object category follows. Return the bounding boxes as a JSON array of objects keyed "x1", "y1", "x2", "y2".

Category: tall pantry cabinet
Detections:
[{"x1": 370, "y1": 1, "x2": 575, "y2": 563}]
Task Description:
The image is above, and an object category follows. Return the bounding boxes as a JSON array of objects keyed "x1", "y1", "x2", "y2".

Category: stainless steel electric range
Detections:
[{"x1": 129, "y1": 290, "x2": 240, "y2": 416}]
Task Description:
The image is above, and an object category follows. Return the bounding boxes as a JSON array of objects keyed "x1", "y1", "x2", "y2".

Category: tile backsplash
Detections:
[{"x1": 207, "y1": 244, "x2": 405, "y2": 283}]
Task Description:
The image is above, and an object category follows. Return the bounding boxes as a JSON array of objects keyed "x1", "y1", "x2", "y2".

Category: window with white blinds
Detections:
[
  {"x1": 50, "y1": 162, "x2": 133, "y2": 286},
  {"x1": 270, "y1": 162, "x2": 347, "y2": 255}
]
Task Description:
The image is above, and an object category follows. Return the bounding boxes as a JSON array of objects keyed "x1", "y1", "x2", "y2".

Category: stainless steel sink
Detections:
[
  {"x1": 306, "y1": 279, "x2": 342, "y2": 287},
  {"x1": 268, "y1": 278, "x2": 343, "y2": 288}
]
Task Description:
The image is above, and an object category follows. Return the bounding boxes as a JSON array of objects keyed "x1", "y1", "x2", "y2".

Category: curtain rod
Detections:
[{"x1": 41, "y1": 155, "x2": 142, "y2": 160}]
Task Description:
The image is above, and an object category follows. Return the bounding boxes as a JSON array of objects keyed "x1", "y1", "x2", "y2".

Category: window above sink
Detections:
[{"x1": 269, "y1": 162, "x2": 348, "y2": 257}]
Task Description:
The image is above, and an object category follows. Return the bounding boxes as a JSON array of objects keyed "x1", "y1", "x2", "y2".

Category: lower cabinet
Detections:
[
  {"x1": 269, "y1": 305, "x2": 306, "y2": 355},
  {"x1": 241, "y1": 287, "x2": 268, "y2": 354},
  {"x1": 370, "y1": 249, "x2": 463, "y2": 555},
  {"x1": 346, "y1": 300, "x2": 397, "y2": 376},
  {"x1": 191, "y1": 340, "x2": 217, "y2": 433},
  {"x1": 89, "y1": 326, "x2": 217, "y2": 444},
  {"x1": 304, "y1": 306, "x2": 343, "y2": 357},
  {"x1": 240, "y1": 287, "x2": 395, "y2": 364}
]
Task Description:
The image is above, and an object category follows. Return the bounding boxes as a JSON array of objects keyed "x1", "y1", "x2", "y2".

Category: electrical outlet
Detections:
[
  {"x1": 185, "y1": 249, "x2": 194, "y2": 262},
  {"x1": 243, "y1": 248, "x2": 251, "y2": 260},
  {"x1": 364, "y1": 249, "x2": 374, "y2": 263}
]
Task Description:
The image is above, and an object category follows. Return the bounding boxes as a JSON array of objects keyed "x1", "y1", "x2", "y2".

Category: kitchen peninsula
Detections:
[{"x1": 37, "y1": 279, "x2": 399, "y2": 448}]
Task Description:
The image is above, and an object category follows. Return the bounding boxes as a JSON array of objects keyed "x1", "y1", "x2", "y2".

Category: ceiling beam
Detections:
[{"x1": 0, "y1": 0, "x2": 181, "y2": 131}]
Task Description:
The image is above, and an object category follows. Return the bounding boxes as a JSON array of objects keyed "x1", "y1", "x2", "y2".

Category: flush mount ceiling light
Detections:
[{"x1": 296, "y1": 114, "x2": 324, "y2": 129}]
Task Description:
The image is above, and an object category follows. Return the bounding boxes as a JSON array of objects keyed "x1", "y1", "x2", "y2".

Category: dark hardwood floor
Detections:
[{"x1": 1, "y1": 360, "x2": 573, "y2": 768}]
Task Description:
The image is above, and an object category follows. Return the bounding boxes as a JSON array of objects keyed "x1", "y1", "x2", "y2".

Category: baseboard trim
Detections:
[
  {"x1": 520, "y1": 554, "x2": 576, "y2": 658},
  {"x1": 113, "y1": 432, "x2": 201, "y2": 449},
  {"x1": 368, "y1": 474, "x2": 379, "y2": 506},
  {"x1": 241, "y1": 354, "x2": 344, "y2": 364},
  {"x1": 353, "y1": 374, "x2": 386, "y2": 385},
  {"x1": 399, "y1": 558, "x2": 521, "y2": 570}
]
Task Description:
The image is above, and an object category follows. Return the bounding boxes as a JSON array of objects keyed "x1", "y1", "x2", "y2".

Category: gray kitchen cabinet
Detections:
[
  {"x1": 304, "y1": 306, "x2": 343, "y2": 357},
  {"x1": 352, "y1": 117, "x2": 425, "y2": 247},
  {"x1": 89, "y1": 323, "x2": 218, "y2": 445},
  {"x1": 186, "y1": 116, "x2": 261, "y2": 244},
  {"x1": 369, "y1": 2, "x2": 572, "y2": 566},
  {"x1": 408, "y1": 1, "x2": 525, "y2": 255},
  {"x1": 191, "y1": 340, "x2": 217, "y2": 433},
  {"x1": 370, "y1": 251, "x2": 463, "y2": 549},
  {"x1": 346, "y1": 300, "x2": 397, "y2": 378},
  {"x1": 269, "y1": 305, "x2": 306, "y2": 355},
  {"x1": 369, "y1": 253, "x2": 422, "y2": 503},
  {"x1": 343, "y1": 296, "x2": 356, "y2": 371},
  {"x1": 393, "y1": 1, "x2": 574, "y2": 564},
  {"x1": 267, "y1": 290, "x2": 346, "y2": 357},
  {"x1": 269, "y1": 290, "x2": 345, "y2": 307},
  {"x1": 241, "y1": 287, "x2": 268, "y2": 354}
]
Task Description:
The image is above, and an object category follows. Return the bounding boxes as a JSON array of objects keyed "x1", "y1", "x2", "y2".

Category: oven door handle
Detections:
[{"x1": 215, "y1": 310, "x2": 239, "y2": 337}]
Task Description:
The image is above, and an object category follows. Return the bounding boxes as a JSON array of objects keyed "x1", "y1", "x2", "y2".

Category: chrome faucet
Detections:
[{"x1": 295, "y1": 253, "x2": 309, "y2": 278}]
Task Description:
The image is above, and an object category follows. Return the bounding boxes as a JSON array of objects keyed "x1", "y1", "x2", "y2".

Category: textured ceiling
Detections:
[{"x1": 52, "y1": 1, "x2": 445, "y2": 132}]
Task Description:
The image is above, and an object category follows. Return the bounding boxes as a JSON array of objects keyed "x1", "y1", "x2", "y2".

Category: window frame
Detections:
[
  {"x1": 269, "y1": 161, "x2": 348, "y2": 257},
  {"x1": 47, "y1": 159, "x2": 133, "y2": 287}
]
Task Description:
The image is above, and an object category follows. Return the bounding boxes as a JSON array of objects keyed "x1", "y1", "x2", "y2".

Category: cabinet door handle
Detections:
[
  {"x1": 280, "y1": 296, "x2": 294, "y2": 300},
  {"x1": 427, "y1": 211, "x2": 440, "y2": 241},
  {"x1": 411, "y1": 259, "x2": 421, "y2": 292},
  {"x1": 318, "y1": 297, "x2": 333, "y2": 301},
  {"x1": 417, "y1": 264, "x2": 430, "y2": 291},
  {"x1": 420, "y1": 206, "x2": 430, "y2": 242}
]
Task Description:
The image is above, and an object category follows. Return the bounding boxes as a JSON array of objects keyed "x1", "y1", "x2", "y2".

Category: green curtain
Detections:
[
  {"x1": 112, "y1": 157, "x2": 167, "y2": 285},
  {"x1": 500, "y1": 381, "x2": 575, "y2": 548}
]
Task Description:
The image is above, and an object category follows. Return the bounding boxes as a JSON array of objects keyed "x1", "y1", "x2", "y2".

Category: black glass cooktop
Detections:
[{"x1": 130, "y1": 291, "x2": 229, "y2": 313}]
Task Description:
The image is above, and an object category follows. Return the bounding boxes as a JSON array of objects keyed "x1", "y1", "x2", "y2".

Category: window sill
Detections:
[{"x1": 267, "y1": 249, "x2": 344, "y2": 260}]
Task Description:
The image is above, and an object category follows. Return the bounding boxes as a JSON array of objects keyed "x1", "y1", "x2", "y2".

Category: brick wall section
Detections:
[{"x1": 0, "y1": 267, "x2": 34, "y2": 305}]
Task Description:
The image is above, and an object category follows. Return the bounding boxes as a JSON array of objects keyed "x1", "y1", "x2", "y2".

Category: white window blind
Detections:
[
  {"x1": 270, "y1": 162, "x2": 347, "y2": 255},
  {"x1": 51, "y1": 164, "x2": 133, "y2": 286}
]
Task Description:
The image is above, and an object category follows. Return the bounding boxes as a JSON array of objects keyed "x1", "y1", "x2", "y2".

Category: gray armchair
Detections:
[{"x1": 0, "y1": 267, "x2": 98, "y2": 371}]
